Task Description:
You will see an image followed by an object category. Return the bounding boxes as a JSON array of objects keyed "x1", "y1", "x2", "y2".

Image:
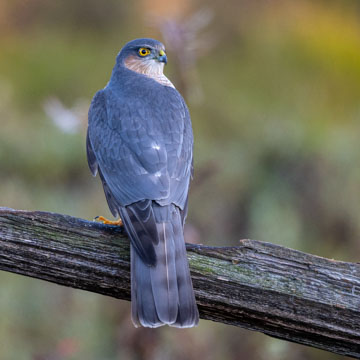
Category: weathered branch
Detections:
[{"x1": 0, "y1": 207, "x2": 359, "y2": 357}]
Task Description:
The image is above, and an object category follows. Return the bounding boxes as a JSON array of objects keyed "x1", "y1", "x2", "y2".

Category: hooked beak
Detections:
[{"x1": 157, "y1": 49, "x2": 167, "y2": 65}]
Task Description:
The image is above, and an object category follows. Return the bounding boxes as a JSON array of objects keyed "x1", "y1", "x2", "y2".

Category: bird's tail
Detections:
[{"x1": 129, "y1": 204, "x2": 199, "y2": 328}]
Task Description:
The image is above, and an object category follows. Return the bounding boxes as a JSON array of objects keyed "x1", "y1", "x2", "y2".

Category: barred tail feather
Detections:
[
  {"x1": 173, "y1": 217, "x2": 199, "y2": 327},
  {"x1": 129, "y1": 203, "x2": 199, "y2": 328}
]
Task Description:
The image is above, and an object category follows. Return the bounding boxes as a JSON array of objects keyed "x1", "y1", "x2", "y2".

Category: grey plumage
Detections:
[{"x1": 86, "y1": 38, "x2": 199, "y2": 327}]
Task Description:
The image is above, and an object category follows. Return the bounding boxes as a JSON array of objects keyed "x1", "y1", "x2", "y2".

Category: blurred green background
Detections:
[{"x1": 1, "y1": 0, "x2": 359, "y2": 359}]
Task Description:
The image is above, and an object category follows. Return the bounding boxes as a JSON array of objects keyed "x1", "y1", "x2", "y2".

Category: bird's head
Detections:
[{"x1": 117, "y1": 38, "x2": 168, "y2": 77}]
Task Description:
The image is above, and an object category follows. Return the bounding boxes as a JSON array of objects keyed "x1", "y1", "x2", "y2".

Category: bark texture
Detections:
[{"x1": 0, "y1": 207, "x2": 359, "y2": 358}]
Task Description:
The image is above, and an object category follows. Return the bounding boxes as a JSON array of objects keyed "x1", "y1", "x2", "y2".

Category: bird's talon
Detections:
[{"x1": 94, "y1": 215, "x2": 123, "y2": 226}]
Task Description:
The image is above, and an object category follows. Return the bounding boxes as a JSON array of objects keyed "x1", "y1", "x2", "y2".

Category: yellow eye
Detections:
[{"x1": 138, "y1": 48, "x2": 151, "y2": 56}]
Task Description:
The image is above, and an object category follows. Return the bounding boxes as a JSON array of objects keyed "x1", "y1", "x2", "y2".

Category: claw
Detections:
[{"x1": 94, "y1": 216, "x2": 123, "y2": 226}]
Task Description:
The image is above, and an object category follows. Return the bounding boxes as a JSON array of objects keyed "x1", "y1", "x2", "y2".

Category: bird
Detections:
[{"x1": 86, "y1": 38, "x2": 199, "y2": 328}]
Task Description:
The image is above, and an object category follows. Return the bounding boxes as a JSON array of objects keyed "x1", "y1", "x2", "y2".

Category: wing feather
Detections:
[
  {"x1": 87, "y1": 80, "x2": 193, "y2": 267},
  {"x1": 87, "y1": 85, "x2": 193, "y2": 210}
]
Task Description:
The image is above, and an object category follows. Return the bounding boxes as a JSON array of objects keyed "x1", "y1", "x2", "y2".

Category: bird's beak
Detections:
[{"x1": 157, "y1": 50, "x2": 167, "y2": 65}]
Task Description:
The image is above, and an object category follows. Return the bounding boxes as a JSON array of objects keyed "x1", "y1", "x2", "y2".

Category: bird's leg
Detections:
[{"x1": 94, "y1": 216, "x2": 123, "y2": 226}]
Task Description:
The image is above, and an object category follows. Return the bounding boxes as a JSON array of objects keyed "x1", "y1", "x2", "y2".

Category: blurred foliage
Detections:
[{"x1": 0, "y1": 0, "x2": 359, "y2": 359}]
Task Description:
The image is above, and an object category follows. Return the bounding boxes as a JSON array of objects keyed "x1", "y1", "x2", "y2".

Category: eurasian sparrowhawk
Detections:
[{"x1": 86, "y1": 38, "x2": 199, "y2": 328}]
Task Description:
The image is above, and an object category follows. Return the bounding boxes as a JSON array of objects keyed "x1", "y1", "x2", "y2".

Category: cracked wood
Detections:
[{"x1": 0, "y1": 207, "x2": 359, "y2": 358}]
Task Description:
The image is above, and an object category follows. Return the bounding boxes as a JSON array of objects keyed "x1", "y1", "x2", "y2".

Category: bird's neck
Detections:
[{"x1": 123, "y1": 56, "x2": 175, "y2": 88}]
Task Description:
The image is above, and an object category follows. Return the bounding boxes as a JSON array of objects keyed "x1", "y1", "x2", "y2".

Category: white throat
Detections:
[{"x1": 124, "y1": 56, "x2": 175, "y2": 88}]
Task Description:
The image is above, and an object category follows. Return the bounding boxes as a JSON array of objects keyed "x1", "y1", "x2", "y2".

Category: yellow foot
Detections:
[{"x1": 94, "y1": 216, "x2": 123, "y2": 226}]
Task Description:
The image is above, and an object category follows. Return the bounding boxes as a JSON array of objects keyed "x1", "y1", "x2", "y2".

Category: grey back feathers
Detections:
[{"x1": 87, "y1": 38, "x2": 199, "y2": 327}]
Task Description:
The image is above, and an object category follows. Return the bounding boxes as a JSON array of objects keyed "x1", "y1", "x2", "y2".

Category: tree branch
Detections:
[{"x1": 0, "y1": 207, "x2": 359, "y2": 357}]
